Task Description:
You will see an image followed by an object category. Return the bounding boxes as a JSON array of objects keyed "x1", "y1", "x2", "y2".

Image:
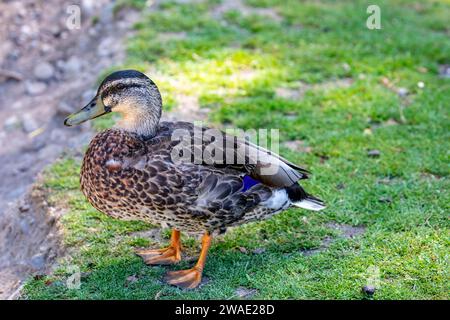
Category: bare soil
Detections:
[{"x1": 0, "y1": 0, "x2": 140, "y2": 299}]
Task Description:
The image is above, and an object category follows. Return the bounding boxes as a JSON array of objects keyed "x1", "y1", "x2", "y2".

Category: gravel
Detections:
[
  {"x1": 33, "y1": 62, "x2": 55, "y2": 80},
  {"x1": 25, "y1": 81, "x2": 47, "y2": 95}
]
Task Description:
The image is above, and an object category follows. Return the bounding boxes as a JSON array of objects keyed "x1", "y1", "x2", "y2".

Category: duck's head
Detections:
[{"x1": 64, "y1": 69, "x2": 162, "y2": 137}]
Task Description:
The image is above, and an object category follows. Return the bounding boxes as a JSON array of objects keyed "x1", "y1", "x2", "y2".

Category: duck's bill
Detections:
[{"x1": 64, "y1": 97, "x2": 110, "y2": 126}]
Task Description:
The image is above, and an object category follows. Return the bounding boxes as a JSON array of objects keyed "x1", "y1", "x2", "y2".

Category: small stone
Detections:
[
  {"x1": 88, "y1": 28, "x2": 98, "y2": 37},
  {"x1": 33, "y1": 62, "x2": 54, "y2": 80},
  {"x1": 97, "y1": 37, "x2": 116, "y2": 57},
  {"x1": 378, "y1": 196, "x2": 392, "y2": 203},
  {"x1": 235, "y1": 287, "x2": 258, "y2": 298},
  {"x1": 363, "y1": 128, "x2": 372, "y2": 136},
  {"x1": 4, "y1": 116, "x2": 20, "y2": 131},
  {"x1": 60, "y1": 31, "x2": 69, "y2": 40},
  {"x1": 81, "y1": 0, "x2": 96, "y2": 15},
  {"x1": 30, "y1": 253, "x2": 46, "y2": 269},
  {"x1": 21, "y1": 24, "x2": 32, "y2": 36},
  {"x1": 19, "y1": 204, "x2": 30, "y2": 212},
  {"x1": 56, "y1": 60, "x2": 65, "y2": 69},
  {"x1": 384, "y1": 118, "x2": 398, "y2": 126},
  {"x1": 19, "y1": 220, "x2": 31, "y2": 234},
  {"x1": 342, "y1": 62, "x2": 351, "y2": 72},
  {"x1": 380, "y1": 77, "x2": 391, "y2": 87},
  {"x1": 252, "y1": 248, "x2": 266, "y2": 255},
  {"x1": 126, "y1": 275, "x2": 139, "y2": 284},
  {"x1": 417, "y1": 66, "x2": 428, "y2": 73},
  {"x1": 21, "y1": 114, "x2": 40, "y2": 133},
  {"x1": 362, "y1": 285, "x2": 376, "y2": 296},
  {"x1": 367, "y1": 149, "x2": 381, "y2": 158},
  {"x1": 439, "y1": 65, "x2": 450, "y2": 78},
  {"x1": 238, "y1": 247, "x2": 248, "y2": 254},
  {"x1": 12, "y1": 101, "x2": 24, "y2": 110},
  {"x1": 49, "y1": 24, "x2": 61, "y2": 37},
  {"x1": 25, "y1": 81, "x2": 47, "y2": 95},
  {"x1": 62, "y1": 56, "x2": 82, "y2": 74},
  {"x1": 397, "y1": 87, "x2": 408, "y2": 97}
]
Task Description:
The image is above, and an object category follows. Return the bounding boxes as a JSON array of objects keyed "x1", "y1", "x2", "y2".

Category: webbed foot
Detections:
[
  {"x1": 135, "y1": 229, "x2": 182, "y2": 265},
  {"x1": 164, "y1": 267, "x2": 202, "y2": 289}
]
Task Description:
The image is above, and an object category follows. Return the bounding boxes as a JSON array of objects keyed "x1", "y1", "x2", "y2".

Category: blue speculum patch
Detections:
[{"x1": 242, "y1": 175, "x2": 260, "y2": 192}]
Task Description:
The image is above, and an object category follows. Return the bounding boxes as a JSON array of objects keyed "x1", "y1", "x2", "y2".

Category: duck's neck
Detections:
[
  {"x1": 115, "y1": 94, "x2": 162, "y2": 138},
  {"x1": 116, "y1": 110, "x2": 160, "y2": 137}
]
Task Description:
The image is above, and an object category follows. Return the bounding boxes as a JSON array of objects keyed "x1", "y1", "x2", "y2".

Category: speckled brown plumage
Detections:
[{"x1": 80, "y1": 121, "x2": 294, "y2": 234}]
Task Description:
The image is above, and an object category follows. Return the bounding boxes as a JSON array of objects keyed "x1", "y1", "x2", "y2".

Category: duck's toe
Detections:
[
  {"x1": 135, "y1": 247, "x2": 167, "y2": 256},
  {"x1": 136, "y1": 246, "x2": 181, "y2": 265},
  {"x1": 164, "y1": 267, "x2": 202, "y2": 289}
]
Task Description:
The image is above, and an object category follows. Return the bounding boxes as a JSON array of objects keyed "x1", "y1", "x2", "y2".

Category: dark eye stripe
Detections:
[{"x1": 101, "y1": 83, "x2": 145, "y2": 98}]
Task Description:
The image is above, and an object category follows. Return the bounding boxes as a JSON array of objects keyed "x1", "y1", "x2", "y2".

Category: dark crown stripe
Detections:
[{"x1": 100, "y1": 69, "x2": 148, "y2": 86}]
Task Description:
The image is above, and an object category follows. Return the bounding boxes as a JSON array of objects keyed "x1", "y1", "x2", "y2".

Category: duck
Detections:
[{"x1": 64, "y1": 69, "x2": 325, "y2": 289}]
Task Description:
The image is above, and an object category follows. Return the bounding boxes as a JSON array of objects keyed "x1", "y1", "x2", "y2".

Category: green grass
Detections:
[{"x1": 23, "y1": 0, "x2": 449, "y2": 299}]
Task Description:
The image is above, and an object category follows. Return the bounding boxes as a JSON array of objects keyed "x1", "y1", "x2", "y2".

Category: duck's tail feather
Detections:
[
  {"x1": 292, "y1": 196, "x2": 326, "y2": 211},
  {"x1": 285, "y1": 183, "x2": 326, "y2": 211}
]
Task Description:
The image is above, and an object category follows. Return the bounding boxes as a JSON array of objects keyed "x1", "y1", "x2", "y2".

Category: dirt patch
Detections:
[
  {"x1": 0, "y1": 0, "x2": 142, "y2": 299},
  {"x1": 325, "y1": 222, "x2": 366, "y2": 239},
  {"x1": 131, "y1": 228, "x2": 164, "y2": 244},
  {"x1": 0, "y1": 184, "x2": 64, "y2": 299},
  {"x1": 282, "y1": 140, "x2": 312, "y2": 153},
  {"x1": 301, "y1": 223, "x2": 366, "y2": 256},
  {"x1": 234, "y1": 287, "x2": 258, "y2": 299},
  {"x1": 275, "y1": 86, "x2": 306, "y2": 100},
  {"x1": 301, "y1": 236, "x2": 334, "y2": 256},
  {"x1": 275, "y1": 78, "x2": 353, "y2": 100}
]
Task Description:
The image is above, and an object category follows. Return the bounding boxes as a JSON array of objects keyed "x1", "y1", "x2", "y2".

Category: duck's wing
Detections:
[
  {"x1": 161, "y1": 121, "x2": 310, "y2": 188},
  {"x1": 224, "y1": 134, "x2": 310, "y2": 187},
  {"x1": 194, "y1": 173, "x2": 272, "y2": 223}
]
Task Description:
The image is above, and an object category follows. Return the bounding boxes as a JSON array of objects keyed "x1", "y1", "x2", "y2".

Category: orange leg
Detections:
[
  {"x1": 135, "y1": 229, "x2": 182, "y2": 265},
  {"x1": 164, "y1": 232, "x2": 212, "y2": 289}
]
